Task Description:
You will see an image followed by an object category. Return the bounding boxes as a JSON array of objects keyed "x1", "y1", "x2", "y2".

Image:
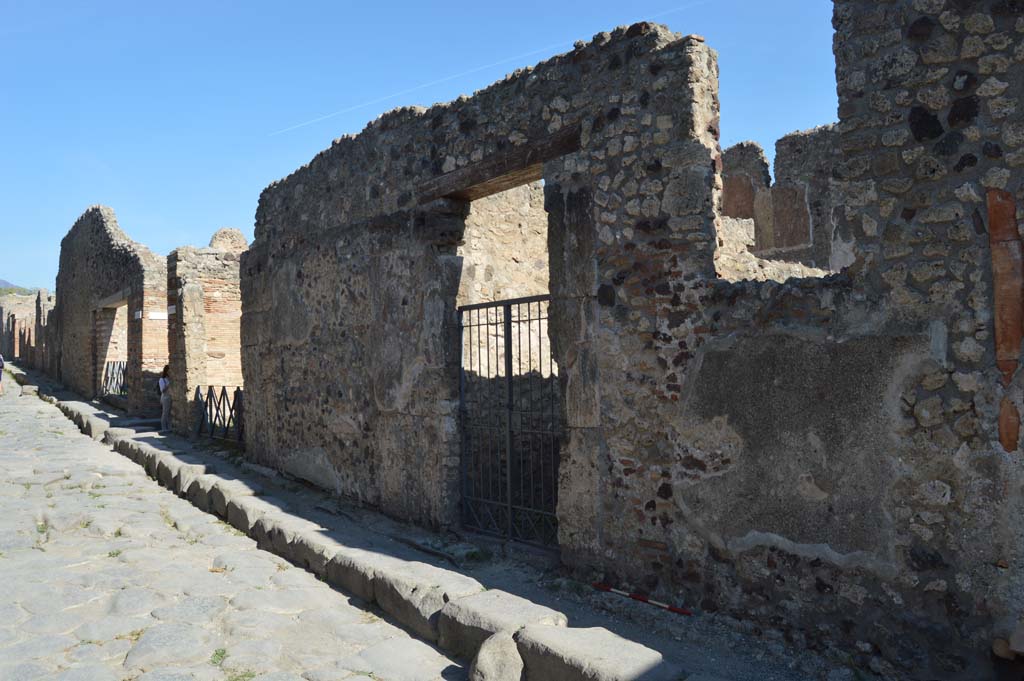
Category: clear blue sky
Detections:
[{"x1": 0, "y1": 0, "x2": 837, "y2": 290}]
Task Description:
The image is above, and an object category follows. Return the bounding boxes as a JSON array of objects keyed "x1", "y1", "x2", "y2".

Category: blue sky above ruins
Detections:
[{"x1": 0, "y1": 0, "x2": 836, "y2": 289}]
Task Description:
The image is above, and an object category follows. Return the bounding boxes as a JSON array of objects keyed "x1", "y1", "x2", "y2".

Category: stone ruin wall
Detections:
[
  {"x1": 54, "y1": 206, "x2": 168, "y2": 415},
  {"x1": 167, "y1": 229, "x2": 247, "y2": 435},
  {"x1": 242, "y1": 24, "x2": 719, "y2": 530},
  {"x1": 44, "y1": 302, "x2": 60, "y2": 379},
  {"x1": 567, "y1": 3, "x2": 1023, "y2": 678},
  {"x1": 773, "y1": 125, "x2": 843, "y2": 268},
  {"x1": 0, "y1": 293, "x2": 36, "y2": 359},
  {"x1": 0, "y1": 4, "x2": 953, "y2": 676},
  {"x1": 720, "y1": 125, "x2": 841, "y2": 274},
  {"x1": 32, "y1": 290, "x2": 54, "y2": 371},
  {"x1": 713, "y1": 215, "x2": 830, "y2": 282},
  {"x1": 809, "y1": 1, "x2": 1022, "y2": 672},
  {"x1": 250, "y1": 9, "x2": 1024, "y2": 677}
]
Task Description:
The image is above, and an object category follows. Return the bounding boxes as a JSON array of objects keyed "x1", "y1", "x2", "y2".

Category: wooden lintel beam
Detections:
[
  {"x1": 95, "y1": 288, "x2": 131, "y2": 310},
  {"x1": 416, "y1": 123, "x2": 581, "y2": 205}
]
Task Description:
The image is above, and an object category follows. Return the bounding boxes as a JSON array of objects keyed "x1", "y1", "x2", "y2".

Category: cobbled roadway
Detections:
[{"x1": 0, "y1": 372, "x2": 466, "y2": 681}]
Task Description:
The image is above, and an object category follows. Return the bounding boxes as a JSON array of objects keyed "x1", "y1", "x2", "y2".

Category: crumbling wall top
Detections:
[
  {"x1": 253, "y1": 22, "x2": 711, "y2": 249},
  {"x1": 208, "y1": 228, "x2": 248, "y2": 254},
  {"x1": 773, "y1": 124, "x2": 839, "y2": 185},
  {"x1": 722, "y1": 141, "x2": 771, "y2": 188},
  {"x1": 58, "y1": 205, "x2": 166, "y2": 296}
]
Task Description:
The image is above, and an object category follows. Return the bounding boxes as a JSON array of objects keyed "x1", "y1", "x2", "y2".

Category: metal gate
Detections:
[
  {"x1": 99, "y1": 360, "x2": 128, "y2": 397},
  {"x1": 458, "y1": 294, "x2": 562, "y2": 547}
]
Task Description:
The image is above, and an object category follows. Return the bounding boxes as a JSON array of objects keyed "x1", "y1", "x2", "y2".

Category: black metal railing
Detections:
[
  {"x1": 194, "y1": 386, "x2": 244, "y2": 444},
  {"x1": 100, "y1": 360, "x2": 128, "y2": 397},
  {"x1": 458, "y1": 294, "x2": 562, "y2": 548}
]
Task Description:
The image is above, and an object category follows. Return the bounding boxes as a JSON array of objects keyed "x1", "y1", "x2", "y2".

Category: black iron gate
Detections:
[
  {"x1": 458, "y1": 294, "x2": 562, "y2": 547},
  {"x1": 100, "y1": 360, "x2": 128, "y2": 397},
  {"x1": 193, "y1": 386, "x2": 244, "y2": 445}
]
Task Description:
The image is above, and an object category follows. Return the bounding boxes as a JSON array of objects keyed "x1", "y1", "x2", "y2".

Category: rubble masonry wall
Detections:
[
  {"x1": 242, "y1": 24, "x2": 718, "y2": 529},
  {"x1": 243, "y1": 6, "x2": 1023, "y2": 676},
  {"x1": 54, "y1": 206, "x2": 168, "y2": 415},
  {"x1": 167, "y1": 234, "x2": 246, "y2": 435}
]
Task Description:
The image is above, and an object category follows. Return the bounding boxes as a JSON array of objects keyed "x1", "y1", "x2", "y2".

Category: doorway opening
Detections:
[
  {"x1": 456, "y1": 181, "x2": 561, "y2": 548},
  {"x1": 94, "y1": 300, "x2": 128, "y2": 406}
]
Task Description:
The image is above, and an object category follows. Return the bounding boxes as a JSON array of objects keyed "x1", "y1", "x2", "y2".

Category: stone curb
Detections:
[
  {"x1": 24, "y1": 370, "x2": 684, "y2": 681},
  {"x1": 515, "y1": 624, "x2": 683, "y2": 681}
]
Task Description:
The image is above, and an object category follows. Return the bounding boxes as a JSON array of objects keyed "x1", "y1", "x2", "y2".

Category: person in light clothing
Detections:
[{"x1": 158, "y1": 364, "x2": 171, "y2": 432}]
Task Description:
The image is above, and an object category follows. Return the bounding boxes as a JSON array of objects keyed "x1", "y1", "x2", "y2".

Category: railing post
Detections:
[
  {"x1": 234, "y1": 387, "x2": 244, "y2": 446},
  {"x1": 207, "y1": 387, "x2": 214, "y2": 437}
]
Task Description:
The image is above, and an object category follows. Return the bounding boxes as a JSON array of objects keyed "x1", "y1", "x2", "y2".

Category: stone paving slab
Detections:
[{"x1": 0, "y1": 368, "x2": 466, "y2": 680}]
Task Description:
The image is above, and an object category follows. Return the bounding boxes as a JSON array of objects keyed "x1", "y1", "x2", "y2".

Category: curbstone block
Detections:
[
  {"x1": 372, "y1": 560, "x2": 484, "y2": 642},
  {"x1": 225, "y1": 494, "x2": 284, "y2": 535},
  {"x1": 209, "y1": 478, "x2": 263, "y2": 518},
  {"x1": 83, "y1": 414, "x2": 109, "y2": 440},
  {"x1": 185, "y1": 474, "x2": 220, "y2": 513},
  {"x1": 283, "y1": 526, "x2": 343, "y2": 578},
  {"x1": 156, "y1": 456, "x2": 185, "y2": 489},
  {"x1": 470, "y1": 631, "x2": 524, "y2": 681},
  {"x1": 515, "y1": 625, "x2": 682, "y2": 681},
  {"x1": 266, "y1": 515, "x2": 323, "y2": 560},
  {"x1": 325, "y1": 547, "x2": 409, "y2": 604},
  {"x1": 171, "y1": 461, "x2": 210, "y2": 497},
  {"x1": 439, "y1": 589, "x2": 567, "y2": 660},
  {"x1": 103, "y1": 427, "x2": 136, "y2": 447}
]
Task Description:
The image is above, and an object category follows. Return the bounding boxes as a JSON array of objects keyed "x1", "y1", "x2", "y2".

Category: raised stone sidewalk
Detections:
[{"x1": 2, "y1": 364, "x2": 700, "y2": 681}]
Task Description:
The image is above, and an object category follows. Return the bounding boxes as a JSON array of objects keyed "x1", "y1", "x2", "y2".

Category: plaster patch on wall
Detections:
[
  {"x1": 669, "y1": 415, "x2": 743, "y2": 483},
  {"x1": 726, "y1": 530, "x2": 899, "y2": 579}
]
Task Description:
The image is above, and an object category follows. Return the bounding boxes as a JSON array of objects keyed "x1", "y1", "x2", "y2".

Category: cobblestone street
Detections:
[{"x1": 0, "y1": 372, "x2": 465, "y2": 681}]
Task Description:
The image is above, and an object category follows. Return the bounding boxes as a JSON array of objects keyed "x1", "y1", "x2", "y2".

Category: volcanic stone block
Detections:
[
  {"x1": 438, "y1": 589, "x2": 568, "y2": 660},
  {"x1": 371, "y1": 561, "x2": 484, "y2": 641},
  {"x1": 515, "y1": 625, "x2": 681, "y2": 681}
]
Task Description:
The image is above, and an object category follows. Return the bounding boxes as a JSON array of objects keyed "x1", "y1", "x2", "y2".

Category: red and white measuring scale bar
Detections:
[{"x1": 592, "y1": 582, "x2": 693, "y2": 616}]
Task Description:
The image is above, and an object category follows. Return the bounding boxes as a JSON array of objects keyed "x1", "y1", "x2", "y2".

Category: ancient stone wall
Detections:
[
  {"x1": 720, "y1": 126, "x2": 840, "y2": 271},
  {"x1": 0, "y1": 293, "x2": 36, "y2": 359},
  {"x1": 713, "y1": 216, "x2": 829, "y2": 281},
  {"x1": 243, "y1": 24, "x2": 718, "y2": 530},
  {"x1": 240, "y1": 10, "x2": 1022, "y2": 675},
  {"x1": 16, "y1": 317, "x2": 34, "y2": 364},
  {"x1": 812, "y1": 2, "x2": 1022, "y2": 673},
  {"x1": 167, "y1": 229, "x2": 247, "y2": 435},
  {"x1": 563, "y1": 4, "x2": 1024, "y2": 678},
  {"x1": 44, "y1": 303, "x2": 60, "y2": 379},
  {"x1": 772, "y1": 125, "x2": 841, "y2": 267},
  {"x1": 54, "y1": 206, "x2": 168, "y2": 415},
  {"x1": 720, "y1": 141, "x2": 770, "y2": 223},
  {"x1": 33, "y1": 290, "x2": 54, "y2": 371}
]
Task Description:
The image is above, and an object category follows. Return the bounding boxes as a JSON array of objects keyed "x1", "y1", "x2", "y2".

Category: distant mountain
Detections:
[{"x1": 0, "y1": 279, "x2": 33, "y2": 295}]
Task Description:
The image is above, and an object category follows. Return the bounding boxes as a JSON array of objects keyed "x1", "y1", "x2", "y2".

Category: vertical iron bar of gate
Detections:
[
  {"x1": 503, "y1": 301, "x2": 514, "y2": 540},
  {"x1": 458, "y1": 308, "x2": 468, "y2": 534}
]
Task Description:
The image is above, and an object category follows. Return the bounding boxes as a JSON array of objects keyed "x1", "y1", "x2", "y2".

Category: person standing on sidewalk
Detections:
[
  {"x1": 0, "y1": 353, "x2": 5, "y2": 397},
  {"x1": 158, "y1": 364, "x2": 171, "y2": 432}
]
